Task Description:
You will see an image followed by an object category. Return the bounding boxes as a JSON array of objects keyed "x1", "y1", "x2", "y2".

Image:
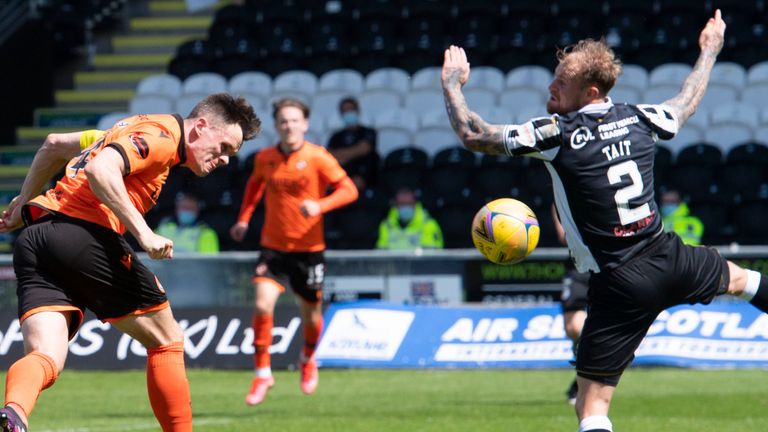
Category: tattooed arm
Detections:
[
  {"x1": 441, "y1": 45, "x2": 506, "y2": 155},
  {"x1": 663, "y1": 9, "x2": 726, "y2": 127}
]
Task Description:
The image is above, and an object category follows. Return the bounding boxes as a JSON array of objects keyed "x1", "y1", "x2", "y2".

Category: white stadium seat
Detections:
[
  {"x1": 365, "y1": 67, "x2": 410, "y2": 94},
  {"x1": 685, "y1": 107, "x2": 710, "y2": 130},
  {"x1": 268, "y1": 91, "x2": 311, "y2": 107},
  {"x1": 238, "y1": 130, "x2": 276, "y2": 159},
  {"x1": 664, "y1": 126, "x2": 704, "y2": 156},
  {"x1": 318, "y1": 69, "x2": 365, "y2": 95},
  {"x1": 649, "y1": 63, "x2": 691, "y2": 87},
  {"x1": 358, "y1": 89, "x2": 402, "y2": 118},
  {"x1": 463, "y1": 66, "x2": 505, "y2": 92},
  {"x1": 740, "y1": 83, "x2": 768, "y2": 110},
  {"x1": 404, "y1": 89, "x2": 444, "y2": 114},
  {"x1": 137, "y1": 74, "x2": 182, "y2": 99},
  {"x1": 755, "y1": 125, "x2": 768, "y2": 145},
  {"x1": 642, "y1": 84, "x2": 679, "y2": 105},
  {"x1": 228, "y1": 71, "x2": 272, "y2": 98},
  {"x1": 704, "y1": 124, "x2": 753, "y2": 154},
  {"x1": 97, "y1": 112, "x2": 130, "y2": 131},
  {"x1": 413, "y1": 127, "x2": 461, "y2": 157},
  {"x1": 747, "y1": 61, "x2": 768, "y2": 85},
  {"x1": 182, "y1": 72, "x2": 227, "y2": 95},
  {"x1": 474, "y1": 106, "x2": 515, "y2": 124},
  {"x1": 710, "y1": 103, "x2": 760, "y2": 128},
  {"x1": 420, "y1": 109, "x2": 451, "y2": 129},
  {"x1": 129, "y1": 95, "x2": 173, "y2": 115},
  {"x1": 375, "y1": 109, "x2": 419, "y2": 133},
  {"x1": 710, "y1": 62, "x2": 747, "y2": 90},
  {"x1": 411, "y1": 66, "x2": 442, "y2": 90},
  {"x1": 374, "y1": 108, "x2": 418, "y2": 156},
  {"x1": 506, "y1": 65, "x2": 552, "y2": 89},
  {"x1": 174, "y1": 94, "x2": 202, "y2": 117},
  {"x1": 498, "y1": 88, "x2": 546, "y2": 113},
  {"x1": 311, "y1": 91, "x2": 345, "y2": 119},
  {"x1": 699, "y1": 84, "x2": 739, "y2": 111},
  {"x1": 273, "y1": 70, "x2": 318, "y2": 98},
  {"x1": 616, "y1": 64, "x2": 649, "y2": 91},
  {"x1": 463, "y1": 88, "x2": 496, "y2": 110},
  {"x1": 609, "y1": 86, "x2": 641, "y2": 105}
]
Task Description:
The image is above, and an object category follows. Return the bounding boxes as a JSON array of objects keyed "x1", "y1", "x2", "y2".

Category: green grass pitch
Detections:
[{"x1": 10, "y1": 368, "x2": 768, "y2": 431}]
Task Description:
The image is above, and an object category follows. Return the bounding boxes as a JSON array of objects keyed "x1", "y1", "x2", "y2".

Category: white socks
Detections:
[
  {"x1": 741, "y1": 270, "x2": 761, "y2": 301},
  {"x1": 256, "y1": 367, "x2": 272, "y2": 378},
  {"x1": 579, "y1": 415, "x2": 613, "y2": 432}
]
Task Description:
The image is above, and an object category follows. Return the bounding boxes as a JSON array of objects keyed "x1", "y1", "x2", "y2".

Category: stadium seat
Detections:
[
  {"x1": 411, "y1": 67, "x2": 443, "y2": 91},
  {"x1": 685, "y1": 106, "x2": 710, "y2": 131},
  {"x1": 137, "y1": 74, "x2": 182, "y2": 99},
  {"x1": 358, "y1": 89, "x2": 402, "y2": 118},
  {"x1": 351, "y1": 19, "x2": 399, "y2": 74},
  {"x1": 664, "y1": 126, "x2": 704, "y2": 156},
  {"x1": 506, "y1": 66, "x2": 553, "y2": 90},
  {"x1": 641, "y1": 84, "x2": 679, "y2": 105},
  {"x1": 168, "y1": 40, "x2": 215, "y2": 80},
  {"x1": 498, "y1": 88, "x2": 546, "y2": 113},
  {"x1": 365, "y1": 67, "x2": 410, "y2": 94},
  {"x1": 379, "y1": 147, "x2": 429, "y2": 194},
  {"x1": 649, "y1": 63, "x2": 692, "y2": 87},
  {"x1": 747, "y1": 61, "x2": 768, "y2": 85},
  {"x1": 609, "y1": 86, "x2": 641, "y2": 105},
  {"x1": 463, "y1": 88, "x2": 497, "y2": 110},
  {"x1": 326, "y1": 195, "x2": 386, "y2": 250},
  {"x1": 739, "y1": 83, "x2": 768, "y2": 110},
  {"x1": 129, "y1": 95, "x2": 173, "y2": 115},
  {"x1": 718, "y1": 142, "x2": 768, "y2": 196},
  {"x1": 654, "y1": 145, "x2": 673, "y2": 189},
  {"x1": 710, "y1": 103, "x2": 760, "y2": 129},
  {"x1": 318, "y1": 69, "x2": 365, "y2": 95},
  {"x1": 615, "y1": 64, "x2": 649, "y2": 91},
  {"x1": 404, "y1": 89, "x2": 444, "y2": 114},
  {"x1": 686, "y1": 185, "x2": 732, "y2": 245},
  {"x1": 427, "y1": 146, "x2": 476, "y2": 197},
  {"x1": 375, "y1": 109, "x2": 418, "y2": 156},
  {"x1": 273, "y1": 70, "x2": 318, "y2": 99},
  {"x1": 474, "y1": 106, "x2": 515, "y2": 124},
  {"x1": 732, "y1": 200, "x2": 768, "y2": 245},
  {"x1": 755, "y1": 126, "x2": 768, "y2": 145},
  {"x1": 667, "y1": 143, "x2": 722, "y2": 194},
  {"x1": 238, "y1": 130, "x2": 276, "y2": 160},
  {"x1": 97, "y1": 112, "x2": 130, "y2": 131},
  {"x1": 212, "y1": 36, "x2": 259, "y2": 79},
  {"x1": 311, "y1": 92, "x2": 345, "y2": 119},
  {"x1": 412, "y1": 127, "x2": 460, "y2": 158},
  {"x1": 174, "y1": 94, "x2": 204, "y2": 117},
  {"x1": 433, "y1": 197, "x2": 478, "y2": 248},
  {"x1": 710, "y1": 62, "x2": 747, "y2": 91},
  {"x1": 473, "y1": 154, "x2": 524, "y2": 199},
  {"x1": 703, "y1": 124, "x2": 753, "y2": 154},
  {"x1": 463, "y1": 66, "x2": 505, "y2": 93},
  {"x1": 419, "y1": 109, "x2": 450, "y2": 129},
  {"x1": 228, "y1": 71, "x2": 272, "y2": 98},
  {"x1": 698, "y1": 84, "x2": 739, "y2": 111},
  {"x1": 182, "y1": 73, "x2": 227, "y2": 95}
]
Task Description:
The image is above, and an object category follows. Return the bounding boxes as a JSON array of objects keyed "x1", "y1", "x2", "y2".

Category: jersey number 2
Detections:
[{"x1": 607, "y1": 160, "x2": 651, "y2": 225}]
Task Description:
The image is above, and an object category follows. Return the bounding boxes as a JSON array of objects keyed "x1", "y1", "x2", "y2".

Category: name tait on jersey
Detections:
[{"x1": 601, "y1": 139, "x2": 631, "y2": 161}]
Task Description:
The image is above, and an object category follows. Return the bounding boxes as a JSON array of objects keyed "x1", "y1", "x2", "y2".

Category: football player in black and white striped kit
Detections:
[{"x1": 442, "y1": 10, "x2": 765, "y2": 432}]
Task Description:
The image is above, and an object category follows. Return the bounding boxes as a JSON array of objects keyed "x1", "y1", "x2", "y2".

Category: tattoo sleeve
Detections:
[
  {"x1": 442, "y1": 84, "x2": 505, "y2": 155},
  {"x1": 662, "y1": 50, "x2": 718, "y2": 126}
]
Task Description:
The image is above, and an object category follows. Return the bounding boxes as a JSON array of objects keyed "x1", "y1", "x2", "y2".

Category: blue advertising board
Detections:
[{"x1": 315, "y1": 301, "x2": 768, "y2": 369}]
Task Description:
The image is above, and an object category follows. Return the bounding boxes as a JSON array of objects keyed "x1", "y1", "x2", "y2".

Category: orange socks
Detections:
[
  {"x1": 253, "y1": 315, "x2": 273, "y2": 369},
  {"x1": 146, "y1": 341, "x2": 191, "y2": 432},
  {"x1": 4, "y1": 351, "x2": 58, "y2": 418},
  {"x1": 303, "y1": 317, "x2": 323, "y2": 359}
]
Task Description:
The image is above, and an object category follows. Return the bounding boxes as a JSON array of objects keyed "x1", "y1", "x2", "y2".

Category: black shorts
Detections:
[
  {"x1": 576, "y1": 232, "x2": 729, "y2": 385},
  {"x1": 560, "y1": 268, "x2": 590, "y2": 312},
  {"x1": 14, "y1": 216, "x2": 168, "y2": 337},
  {"x1": 253, "y1": 248, "x2": 325, "y2": 303}
]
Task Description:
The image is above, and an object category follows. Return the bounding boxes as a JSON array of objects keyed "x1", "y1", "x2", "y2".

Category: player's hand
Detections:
[
  {"x1": 299, "y1": 200, "x2": 321, "y2": 218},
  {"x1": 699, "y1": 9, "x2": 726, "y2": 55},
  {"x1": 0, "y1": 196, "x2": 23, "y2": 233},
  {"x1": 138, "y1": 232, "x2": 174, "y2": 260},
  {"x1": 441, "y1": 45, "x2": 470, "y2": 89},
  {"x1": 230, "y1": 221, "x2": 249, "y2": 242}
]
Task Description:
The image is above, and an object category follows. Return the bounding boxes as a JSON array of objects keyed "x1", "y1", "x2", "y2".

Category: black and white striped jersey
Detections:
[{"x1": 501, "y1": 99, "x2": 679, "y2": 272}]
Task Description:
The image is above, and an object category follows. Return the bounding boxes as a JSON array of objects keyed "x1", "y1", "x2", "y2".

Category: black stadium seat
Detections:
[
  {"x1": 380, "y1": 147, "x2": 429, "y2": 194},
  {"x1": 427, "y1": 146, "x2": 476, "y2": 197},
  {"x1": 667, "y1": 143, "x2": 722, "y2": 195},
  {"x1": 719, "y1": 142, "x2": 768, "y2": 196}
]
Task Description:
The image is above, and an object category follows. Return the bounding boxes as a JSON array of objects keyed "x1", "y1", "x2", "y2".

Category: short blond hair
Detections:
[{"x1": 556, "y1": 39, "x2": 622, "y2": 95}]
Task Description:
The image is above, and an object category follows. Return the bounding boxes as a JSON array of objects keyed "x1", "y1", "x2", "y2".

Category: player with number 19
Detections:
[{"x1": 442, "y1": 10, "x2": 768, "y2": 432}]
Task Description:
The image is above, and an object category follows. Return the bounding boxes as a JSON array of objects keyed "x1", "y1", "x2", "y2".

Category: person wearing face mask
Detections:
[
  {"x1": 155, "y1": 191, "x2": 219, "y2": 253},
  {"x1": 327, "y1": 97, "x2": 379, "y2": 191},
  {"x1": 659, "y1": 189, "x2": 703, "y2": 246},
  {"x1": 376, "y1": 186, "x2": 443, "y2": 250}
]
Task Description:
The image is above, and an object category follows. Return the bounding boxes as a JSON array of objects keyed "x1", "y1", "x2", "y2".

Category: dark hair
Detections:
[
  {"x1": 338, "y1": 97, "x2": 359, "y2": 112},
  {"x1": 556, "y1": 38, "x2": 622, "y2": 95},
  {"x1": 272, "y1": 98, "x2": 310, "y2": 120},
  {"x1": 188, "y1": 93, "x2": 261, "y2": 140}
]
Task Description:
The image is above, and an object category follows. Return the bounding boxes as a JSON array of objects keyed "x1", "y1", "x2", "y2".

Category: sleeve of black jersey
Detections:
[
  {"x1": 633, "y1": 104, "x2": 679, "y2": 140},
  {"x1": 501, "y1": 116, "x2": 562, "y2": 160}
]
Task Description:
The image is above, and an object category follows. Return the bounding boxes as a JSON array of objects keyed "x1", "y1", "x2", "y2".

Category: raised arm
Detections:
[
  {"x1": 662, "y1": 9, "x2": 726, "y2": 127},
  {"x1": 441, "y1": 45, "x2": 506, "y2": 155}
]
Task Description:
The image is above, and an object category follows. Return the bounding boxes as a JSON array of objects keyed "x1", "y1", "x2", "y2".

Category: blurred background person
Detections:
[
  {"x1": 660, "y1": 189, "x2": 704, "y2": 245},
  {"x1": 155, "y1": 191, "x2": 219, "y2": 254},
  {"x1": 327, "y1": 97, "x2": 379, "y2": 192},
  {"x1": 377, "y1": 186, "x2": 443, "y2": 250}
]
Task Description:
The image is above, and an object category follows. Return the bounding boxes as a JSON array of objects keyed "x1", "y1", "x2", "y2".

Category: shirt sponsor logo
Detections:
[{"x1": 569, "y1": 126, "x2": 594, "y2": 149}]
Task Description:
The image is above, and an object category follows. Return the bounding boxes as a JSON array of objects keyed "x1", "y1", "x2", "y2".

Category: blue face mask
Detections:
[
  {"x1": 177, "y1": 210, "x2": 197, "y2": 226},
  {"x1": 341, "y1": 111, "x2": 359, "y2": 127},
  {"x1": 398, "y1": 205, "x2": 415, "y2": 222},
  {"x1": 660, "y1": 204, "x2": 678, "y2": 217}
]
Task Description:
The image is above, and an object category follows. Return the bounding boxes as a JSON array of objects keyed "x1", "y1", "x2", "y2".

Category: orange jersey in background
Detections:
[
  {"x1": 29, "y1": 114, "x2": 187, "y2": 233},
  {"x1": 238, "y1": 142, "x2": 348, "y2": 252}
]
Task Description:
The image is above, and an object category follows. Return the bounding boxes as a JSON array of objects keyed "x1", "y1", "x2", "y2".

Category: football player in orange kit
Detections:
[
  {"x1": 0, "y1": 94, "x2": 260, "y2": 432},
  {"x1": 231, "y1": 98, "x2": 358, "y2": 405}
]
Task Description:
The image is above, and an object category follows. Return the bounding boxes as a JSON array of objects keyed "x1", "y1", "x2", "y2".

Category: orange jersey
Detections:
[
  {"x1": 238, "y1": 142, "x2": 348, "y2": 252},
  {"x1": 30, "y1": 114, "x2": 187, "y2": 233}
]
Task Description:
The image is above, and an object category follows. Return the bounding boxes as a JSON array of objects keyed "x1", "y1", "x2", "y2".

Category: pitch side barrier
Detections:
[{"x1": 0, "y1": 246, "x2": 767, "y2": 369}]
